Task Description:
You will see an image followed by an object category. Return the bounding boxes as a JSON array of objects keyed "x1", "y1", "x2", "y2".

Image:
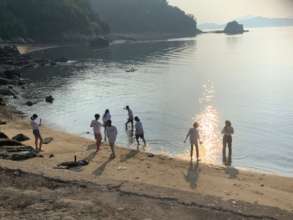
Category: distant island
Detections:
[
  {"x1": 203, "y1": 21, "x2": 248, "y2": 35},
  {"x1": 199, "y1": 16, "x2": 293, "y2": 30},
  {"x1": 0, "y1": 0, "x2": 199, "y2": 43}
]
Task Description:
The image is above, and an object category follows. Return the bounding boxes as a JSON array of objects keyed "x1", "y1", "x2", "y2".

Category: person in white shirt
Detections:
[
  {"x1": 124, "y1": 105, "x2": 134, "y2": 130},
  {"x1": 134, "y1": 116, "x2": 146, "y2": 146},
  {"x1": 105, "y1": 120, "x2": 118, "y2": 159},
  {"x1": 184, "y1": 122, "x2": 201, "y2": 161},
  {"x1": 221, "y1": 120, "x2": 234, "y2": 165},
  {"x1": 31, "y1": 114, "x2": 43, "y2": 152},
  {"x1": 90, "y1": 114, "x2": 103, "y2": 153},
  {"x1": 102, "y1": 109, "x2": 111, "y2": 142}
]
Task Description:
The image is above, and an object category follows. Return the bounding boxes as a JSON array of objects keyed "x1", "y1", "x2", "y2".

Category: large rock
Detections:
[
  {"x1": 45, "y1": 95, "x2": 54, "y2": 103},
  {"x1": 0, "y1": 77, "x2": 13, "y2": 86},
  {"x1": 224, "y1": 21, "x2": 244, "y2": 35},
  {"x1": 0, "y1": 88, "x2": 17, "y2": 98},
  {"x1": 12, "y1": 134, "x2": 30, "y2": 142},
  {"x1": 0, "y1": 132, "x2": 8, "y2": 139},
  {"x1": 0, "y1": 139, "x2": 22, "y2": 147}
]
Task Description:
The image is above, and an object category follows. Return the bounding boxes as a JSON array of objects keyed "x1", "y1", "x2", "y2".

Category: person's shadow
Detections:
[
  {"x1": 225, "y1": 165, "x2": 239, "y2": 178},
  {"x1": 120, "y1": 149, "x2": 139, "y2": 162},
  {"x1": 184, "y1": 160, "x2": 200, "y2": 189},
  {"x1": 92, "y1": 157, "x2": 113, "y2": 176}
]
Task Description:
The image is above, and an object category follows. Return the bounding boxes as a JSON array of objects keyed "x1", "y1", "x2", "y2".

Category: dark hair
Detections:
[
  {"x1": 134, "y1": 116, "x2": 140, "y2": 121},
  {"x1": 225, "y1": 120, "x2": 231, "y2": 127},
  {"x1": 31, "y1": 114, "x2": 38, "y2": 120},
  {"x1": 126, "y1": 105, "x2": 129, "y2": 109},
  {"x1": 107, "y1": 120, "x2": 112, "y2": 126},
  {"x1": 193, "y1": 122, "x2": 199, "y2": 128},
  {"x1": 95, "y1": 114, "x2": 100, "y2": 120},
  {"x1": 105, "y1": 109, "x2": 109, "y2": 114}
]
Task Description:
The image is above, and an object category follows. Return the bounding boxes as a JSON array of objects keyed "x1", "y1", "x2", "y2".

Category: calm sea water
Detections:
[{"x1": 14, "y1": 27, "x2": 293, "y2": 176}]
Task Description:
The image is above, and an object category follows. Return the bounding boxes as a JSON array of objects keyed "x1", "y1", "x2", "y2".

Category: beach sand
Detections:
[{"x1": 0, "y1": 106, "x2": 292, "y2": 219}]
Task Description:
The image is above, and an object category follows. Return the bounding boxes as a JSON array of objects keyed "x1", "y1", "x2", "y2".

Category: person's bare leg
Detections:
[
  {"x1": 223, "y1": 139, "x2": 227, "y2": 164},
  {"x1": 142, "y1": 136, "x2": 146, "y2": 145},
  {"x1": 195, "y1": 143, "x2": 199, "y2": 161},
  {"x1": 190, "y1": 144, "x2": 193, "y2": 160},
  {"x1": 228, "y1": 142, "x2": 232, "y2": 164},
  {"x1": 110, "y1": 144, "x2": 116, "y2": 158},
  {"x1": 39, "y1": 135, "x2": 43, "y2": 152},
  {"x1": 136, "y1": 136, "x2": 140, "y2": 145},
  {"x1": 35, "y1": 136, "x2": 39, "y2": 151}
]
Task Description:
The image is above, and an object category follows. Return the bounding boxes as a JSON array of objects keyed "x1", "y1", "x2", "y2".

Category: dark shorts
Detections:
[
  {"x1": 33, "y1": 129, "x2": 41, "y2": 138},
  {"x1": 135, "y1": 133, "x2": 144, "y2": 139},
  {"x1": 223, "y1": 135, "x2": 232, "y2": 144}
]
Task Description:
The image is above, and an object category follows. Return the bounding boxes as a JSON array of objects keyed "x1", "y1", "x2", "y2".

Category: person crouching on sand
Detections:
[
  {"x1": 90, "y1": 114, "x2": 103, "y2": 153},
  {"x1": 31, "y1": 114, "x2": 43, "y2": 152},
  {"x1": 184, "y1": 122, "x2": 201, "y2": 161},
  {"x1": 222, "y1": 120, "x2": 234, "y2": 165},
  {"x1": 134, "y1": 116, "x2": 146, "y2": 146},
  {"x1": 102, "y1": 109, "x2": 111, "y2": 142},
  {"x1": 105, "y1": 120, "x2": 118, "y2": 159}
]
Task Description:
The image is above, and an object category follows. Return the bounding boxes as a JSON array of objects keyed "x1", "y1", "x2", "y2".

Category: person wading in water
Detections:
[{"x1": 222, "y1": 120, "x2": 234, "y2": 165}]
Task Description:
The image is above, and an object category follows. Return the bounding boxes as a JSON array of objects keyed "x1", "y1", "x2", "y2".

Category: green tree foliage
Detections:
[
  {"x1": 0, "y1": 0, "x2": 109, "y2": 41},
  {"x1": 90, "y1": 0, "x2": 197, "y2": 35}
]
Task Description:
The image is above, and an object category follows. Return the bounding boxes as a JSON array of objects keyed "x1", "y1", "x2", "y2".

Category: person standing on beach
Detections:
[
  {"x1": 31, "y1": 114, "x2": 43, "y2": 152},
  {"x1": 134, "y1": 116, "x2": 146, "y2": 146},
  {"x1": 184, "y1": 122, "x2": 201, "y2": 161},
  {"x1": 105, "y1": 120, "x2": 118, "y2": 159},
  {"x1": 124, "y1": 105, "x2": 134, "y2": 130},
  {"x1": 102, "y1": 109, "x2": 111, "y2": 142},
  {"x1": 90, "y1": 114, "x2": 103, "y2": 153},
  {"x1": 222, "y1": 120, "x2": 234, "y2": 164}
]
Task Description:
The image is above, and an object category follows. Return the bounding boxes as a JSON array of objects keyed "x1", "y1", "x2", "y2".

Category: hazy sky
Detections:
[{"x1": 168, "y1": 0, "x2": 293, "y2": 23}]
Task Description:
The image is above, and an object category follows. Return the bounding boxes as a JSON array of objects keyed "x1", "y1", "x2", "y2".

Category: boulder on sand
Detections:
[
  {"x1": 0, "y1": 132, "x2": 8, "y2": 139},
  {"x1": 12, "y1": 134, "x2": 30, "y2": 142},
  {"x1": 45, "y1": 95, "x2": 54, "y2": 103},
  {"x1": 0, "y1": 139, "x2": 22, "y2": 147},
  {"x1": 25, "y1": 101, "x2": 34, "y2": 106},
  {"x1": 0, "y1": 88, "x2": 17, "y2": 98}
]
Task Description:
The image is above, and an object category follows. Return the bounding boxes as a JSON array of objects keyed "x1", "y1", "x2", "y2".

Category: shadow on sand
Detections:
[
  {"x1": 92, "y1": 157, "x2": 113, "y2": 176},
  {"x1": 120, "y1": 150, "x2": 139, "y2": 162},
  {"x1": 225, "y1": 166, "x2": 239, "y2": 178},
  {"x1": 87, "y1": 143, "x2": 97, "y2": 151},
  {"x1": 184, "y1": 160, "x2": 200, "y2": 189}
]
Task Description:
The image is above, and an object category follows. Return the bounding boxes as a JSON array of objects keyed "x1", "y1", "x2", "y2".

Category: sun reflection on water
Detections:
[{"x1": 196, "y1": 81, "x2": 221, "y2": 163}]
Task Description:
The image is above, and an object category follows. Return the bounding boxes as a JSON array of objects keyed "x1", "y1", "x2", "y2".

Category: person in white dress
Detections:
[
  {"x1": 90, "y1": 114, "x2": 103, "y2": 153},
  {"x1": 105, "y1": 120, "x2": 118, "y2": 159},
  {"x1": 102, "y1": 109, "x2": 111, "y2": 142}
]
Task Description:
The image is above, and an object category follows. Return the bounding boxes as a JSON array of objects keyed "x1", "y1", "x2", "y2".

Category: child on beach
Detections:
[
  {"x1": 222, "y1": 120, "x2": 234, "y2": 164},
  {"x1": 134, "y1": 116, "x2": 146, "y2": 146},
  {"x1": 31, "y1": 114, "x2": 43, "y2": 152},
  {"x1": 184, "y1": 122, "x2": 201, "y2": 161},
  {"x1": 124, "y1": 105, "x2": 134, "y2": 130},
  {"x1": 90, "y1": 114, "x2": 103, "y2": 153},
  {"x1": 102, "y1": 109, "x2": 111, "y2": 142},
  {"x1": 105, "y1": 120, "x2": 118, "y2": 159}
]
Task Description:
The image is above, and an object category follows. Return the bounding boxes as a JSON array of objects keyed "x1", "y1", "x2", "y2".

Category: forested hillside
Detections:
[
  {"x1": 90, "y1": 0, "x2": 198, "y2": 35},
  {"x1": 0, "y1": 0, "x2": 109, "y2": 42}
]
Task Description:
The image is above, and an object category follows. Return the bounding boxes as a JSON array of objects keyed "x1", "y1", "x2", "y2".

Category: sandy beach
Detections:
[{"x1": 0, "y1": 105, "x2": 292, "y2": 219}]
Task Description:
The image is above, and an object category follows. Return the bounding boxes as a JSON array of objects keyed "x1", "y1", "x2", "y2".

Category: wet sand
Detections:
[{"x1": 0, "y1": 106, "x2": 292, "y2": 219}]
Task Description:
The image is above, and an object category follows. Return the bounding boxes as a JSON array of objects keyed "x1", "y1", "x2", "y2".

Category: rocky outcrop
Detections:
[
  {"x1": 224, "y1": 21, "x2": 244, "y2": 35},
  {"x1": 45, "y1": 95, "x2": 54, "y2": 103},
  {"x1": 12, "y1": 134, "x2": 30, "y2": 142}
]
